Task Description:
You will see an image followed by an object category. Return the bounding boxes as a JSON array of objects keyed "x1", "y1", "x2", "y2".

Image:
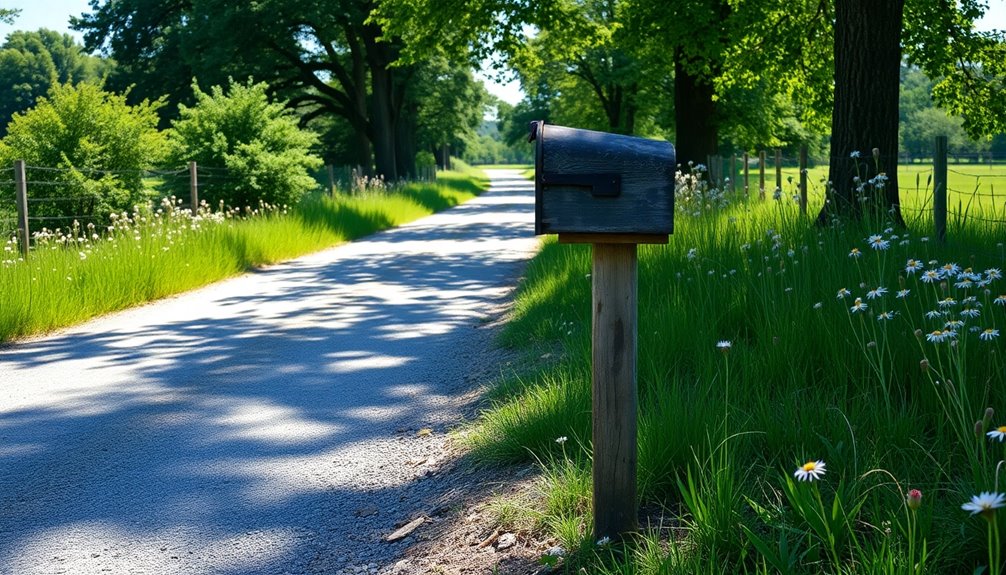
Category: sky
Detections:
[{"x1": 3, "y1": 0, "x2": 1005, "y2": 106}]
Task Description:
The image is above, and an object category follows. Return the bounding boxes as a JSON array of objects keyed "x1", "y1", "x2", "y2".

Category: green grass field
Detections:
[
  {"x1": 472, "y1": 172, "x2": 1006, "y2": 573},
  {"x1": 0, "y1": 162, "x2": 487, "y2": 343}
]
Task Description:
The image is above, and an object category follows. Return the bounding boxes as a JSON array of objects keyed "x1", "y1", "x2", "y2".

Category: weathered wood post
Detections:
[
  {"x1": 327, "y1": 164, "x2": 336, "y2": 197},
  {"x1": 934, "y1": 135, "x2": 948, "y2": 243},
  {"x1": 189, "y1": 161, "x2": 199, "y2": 214},
  {"x1": 591, "y1": 241, "x2": 638, "y2": 537},
  {"x1": 743, "y1": 152, "x2": 750, "y2": 197},
  {"x1": 774, "y1": 148, "x2": 782, "y2": 196},
  {"x1": 530, "y1": 121, "x2": 674, "y2": 541},
  {"x1": 759, "y1": 150, "x2": 767, "y2": 199},
  {"x1": 14, "y1": 160, "x2": 29, "y2": 258},
  {"x1": 731, "y1": 154, "x2": 737, "y2": 193},
  {"x1": 799, "y1": 145, "x2": 808, "y2": 215}
]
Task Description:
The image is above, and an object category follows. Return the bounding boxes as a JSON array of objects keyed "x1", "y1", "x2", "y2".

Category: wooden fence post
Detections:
[
  {"x1": 759, "y1": 150, "x2": 767, "y2": 200},
  {"x1": 799, "y1": 145, "x2": 808, "y2": 215},
  {"x1": 592, "y1": 242, "x2": 638, "y2": 540},
  {"x1": 774, "y1": 148, "x2": 782, "y2": 196},
  {"x1": 327, "y1": 164, "x2": 336, "y2": 197},
  {"x1": 189, "y1": 161, "x2": 199, "y2": 213},
  {"x1": 731, "y1": 154, "x2": 737, "y2": 193},
  {"x1": 743, "y1": 152, "x2": 749, "y2": 197},
  {"x1": 934, "y1": 135, "x2": 948, "y2": 244},
  {"x1": 14, "y1": 160, "x2": 29, "y2": 258}
]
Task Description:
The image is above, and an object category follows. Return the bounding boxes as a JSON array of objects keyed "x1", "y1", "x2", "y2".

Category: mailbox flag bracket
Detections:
[{"x1": 540, "y1": 172, "x2": 621, "y2": 198}]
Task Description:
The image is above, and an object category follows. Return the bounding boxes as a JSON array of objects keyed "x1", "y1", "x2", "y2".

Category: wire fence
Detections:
[{"x1": 1, "y1": 159, "x2": 441, "y2": 257}]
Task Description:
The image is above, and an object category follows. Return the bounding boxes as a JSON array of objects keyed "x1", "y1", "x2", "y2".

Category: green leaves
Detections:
[{"x1": 166, "y1": 79, "x2": 322, "y2": 208}]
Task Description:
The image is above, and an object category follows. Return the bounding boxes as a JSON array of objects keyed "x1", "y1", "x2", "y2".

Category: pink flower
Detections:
[{"x1": 907, "y1": 489, "x2": 922, "y2": 510}]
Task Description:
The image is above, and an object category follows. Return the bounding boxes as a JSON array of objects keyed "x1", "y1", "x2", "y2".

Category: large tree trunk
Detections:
[
  {"x1": 363, "y1": 23, "x2": 398, "y2": 181},
  {"x1": 674, "y1": 54, "x2": 718, "y2": 170},
  {"x1": 817, "y1": 0, "x2": 905, "y2": 225},
  {"x1": 395, "y1": 98, "x2": 418, "y2": 179}
]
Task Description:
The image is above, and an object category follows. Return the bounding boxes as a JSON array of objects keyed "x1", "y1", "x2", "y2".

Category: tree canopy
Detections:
[{"x1": 0, "y1": 29, "x2": 111, "y2": 135}]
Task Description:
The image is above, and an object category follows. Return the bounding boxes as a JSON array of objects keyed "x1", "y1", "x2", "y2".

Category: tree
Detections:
[
  {"x1": 166, "y1": 80, "x2": 322, "y2": 208},
  {"x1": 0, "y1": 82, "x2": 166, "y2": 225},
  {"x1": 0, "y1": 8, "x2": 18, "y2": 25},
  {"x1": 819, "y1": 0, "x2": 1006, "y2": 223},
  {"x1": 0, "y1": 29, "x2": 111, "y2": 135},
  {"x1": 74, "y1": 0, "x2": 467, "y2": 181},
  {"x1": 817, "y1": 0, "x2": 904, "y2": 224}
]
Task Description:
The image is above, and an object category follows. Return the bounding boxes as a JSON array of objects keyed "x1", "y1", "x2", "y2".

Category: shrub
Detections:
[
  {"x1": 167, "y1": 79, "x2": 322, "y2": 208},
  {"x1": 0, "y1": 82, "x2": 166, "y2": 226}
]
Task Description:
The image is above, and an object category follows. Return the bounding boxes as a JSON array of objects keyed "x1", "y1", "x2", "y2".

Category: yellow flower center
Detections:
[
  {"x1": 998, "y1": 426, "x2": 1006, "y2": 434},
  {"x1": 802, "y1": 462, "x2": 817, "y2": 471}
]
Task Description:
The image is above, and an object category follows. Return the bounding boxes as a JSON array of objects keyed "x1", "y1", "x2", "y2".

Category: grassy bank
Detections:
[
  {"x1": 472, "y1": 181, "x2": 1006, "y2": 573},
  {"x1": 0, "y1": 163, "x2": 486, "y2": 343}
]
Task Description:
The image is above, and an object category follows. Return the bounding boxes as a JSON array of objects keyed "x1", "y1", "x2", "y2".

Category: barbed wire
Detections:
[
  {"x1": 27, "y1": 196, "x2": 102, "y2": 203},
  {"x1": 26, "y1": 215, "x2": 101, "y2": 222}
]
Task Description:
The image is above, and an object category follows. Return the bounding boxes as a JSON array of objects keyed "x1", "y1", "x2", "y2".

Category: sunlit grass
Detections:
[
  {"x1": 475, "y1": 174, "x2": 1006, "y2": 573},
  {"x1": 0, "y1": 164, "x2": 485, "y2": 343}
]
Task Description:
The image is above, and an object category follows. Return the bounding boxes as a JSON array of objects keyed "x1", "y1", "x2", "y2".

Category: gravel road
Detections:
[{"x1": 0, "y1": 170, "x2": 538, "y2": 575}]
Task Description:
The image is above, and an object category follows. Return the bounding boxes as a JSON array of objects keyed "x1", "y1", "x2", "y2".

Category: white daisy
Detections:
[
  {"x1": 794, "y1": 460, "x2": 826, "y2": 481},
  {"x1": 962, "y1": 492, "x2": 1005, "y2": 517}
]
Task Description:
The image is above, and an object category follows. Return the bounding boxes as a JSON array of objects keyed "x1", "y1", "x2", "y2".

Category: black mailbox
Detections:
[{"x1": 529, "y1": 121, "x2": 675, "y2": 238}]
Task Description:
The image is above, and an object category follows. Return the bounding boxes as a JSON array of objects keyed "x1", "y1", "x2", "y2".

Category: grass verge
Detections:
[
  {"x1": 0, "y1": 162, "x2": 486, "y2": 343},
  {"x1": 470, "y1": 180, "x2": 1006, "y2": 573}
]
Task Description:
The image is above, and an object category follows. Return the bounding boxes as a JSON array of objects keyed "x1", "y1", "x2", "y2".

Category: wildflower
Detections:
[
  {"x1": 716, "y1": 341, "x2": 732, "y2": 353},
  {"x1": 962, "y1": 492, "x2": 1005, "y2": 519},
  {"x1": 687, "y1": 248, "x2": 698, "y2": 261},
  {"x1": 986, "y1": 268, "x2": 1002, "y2": 281},
  {"x1": 837, "y1": 288, "x2": 851, "y2": 299},
  {"x1": 940, "y1": 263, "x2": 961, "y2": 278},
  {"x1": 945, "y1": 320, "x2": 964, "y2": 330},
  {"x1": 988, "y1": 425, "x2": 1006, "y2": 441},
  {"x1": 794, "y1": 460, "x2": 827, "y2": 481},
  {"x1": 905, "y1": 259, "x2": 924, "y2": 274},
  {"x1": 961, "y1": 307, "x2": 981, "y2": 318},
  {"x1": 877, "y1": 311, "x2": 896, "y2": 321},
  {"x1": 996, "y1": 295, "x2": 1006, "y2": 306},
  {"x1": 926, "y1": 330, "x2": 951, "y2": 343},
  {"x1": 850, "y1": 150, "x2": 861, "y2": 159},
  {"x1": 544, "y1": 546, "x2": 566, "y2": 557},
  {"x1": 896, "y1": 289, "x2": 910, "y2": 299},
  {"x1": 866, "y1": 286, "x2": 888, "y2": 299},
  {"x1": 849, "y1": 248, "x2": 862, "y2": 258},
  {"x1": 907, "y1": 489, "x2": 923, "y2": 510},
  {"x1": 850, "y1": 298, "x2": 868, "y2": 313},
  {"x1": 937, "y1": 297, "x2": 957, "y2": 308},
  {"x1": 955, "y1": 279, "x2": 974, "y2": 289},
  {"x1": 813, "y1": 302, "x2": 823, "y2": 310},
  {"x1": 596, "y1": 536, "x2": 612, "y2": 547},
  {"x1": 980, "y1": 329, "x2": 1000, "y2": 341},
  {"x1": 925, "y1": 310, "x2": 943, "y2": 319},
  {"x1": 555, "y1": 436, "x2": 568, "y2": 445},
  {"x1": 921, "y1": 270, "x2": 940, "y2": 283},
  {"x1": 867, "y1": 235, "x2": 890, "y2": 250}
]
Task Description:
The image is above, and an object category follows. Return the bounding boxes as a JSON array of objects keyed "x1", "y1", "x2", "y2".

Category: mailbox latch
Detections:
[{"x1": 540, "y1": 172, "x2": 621, "y2": 198}]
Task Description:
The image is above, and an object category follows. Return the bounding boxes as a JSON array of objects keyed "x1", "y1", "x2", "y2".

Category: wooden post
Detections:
[
  {"x1": 774, "y1": 148, "x2": 782, "y2": 196},
  {"x1": 799, "y1": 145, "x2": 808, "y2": 215},
  {"x1": 14, "y1": 160, "x2": 29, "y2": 259},
  {"x1": 731, "y1": 154, "x2": 737, "y2": 193},
  {"x1": 327, "y1": 164, "x2": 336, "y2": 197},
  {"x1": 743, "y1": 152, "x2": 750, "y2": 197},
  {"x1": 759, "y1": 150, "x2": 766, "y2": 199},
  {"x1": 592, "y1": 242, "x2": 638, "y2": 540},
  {"x1": 934, "y1": 135, "x2": 948, "y2": 244},
  {"x1": 189, "y1": 161, "x2": 199, "y2": 214}
]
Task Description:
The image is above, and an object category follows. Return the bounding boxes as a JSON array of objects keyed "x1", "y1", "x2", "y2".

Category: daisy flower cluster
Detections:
[
  {"x1": 837, "y1": 230, "x2": 1004, "y2": 347},
  {"x1": 4, "y1": 196, "x2": 285, "y2": 268},
  {"x1": 675, "y1": 162, "x2": 728, "y2": 217}
]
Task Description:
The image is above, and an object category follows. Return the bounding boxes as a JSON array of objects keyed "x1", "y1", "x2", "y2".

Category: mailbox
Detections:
[{"x1": 529, "y1": 121, "x2": 675, "y2": 238}]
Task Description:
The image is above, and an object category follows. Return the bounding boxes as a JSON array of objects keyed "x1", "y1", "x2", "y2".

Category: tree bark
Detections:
[
  {"x1": 674, "y1": 54, "x2": 718, "y2": 170},
  {"x1": 362, "y1": 22, "x2": 398, "y2": 181},
  {"x1": 817, "y1": 0, "x2": 905, "y2": 225}
]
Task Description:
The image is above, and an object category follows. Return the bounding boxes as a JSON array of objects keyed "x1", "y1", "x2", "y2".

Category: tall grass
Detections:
[
  {"x1": 473, "y1": 171, "x2": 1006, "y2": 573},
  {"x1": 0, "y1": 163, "x2": 485, "y2": 343}
]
